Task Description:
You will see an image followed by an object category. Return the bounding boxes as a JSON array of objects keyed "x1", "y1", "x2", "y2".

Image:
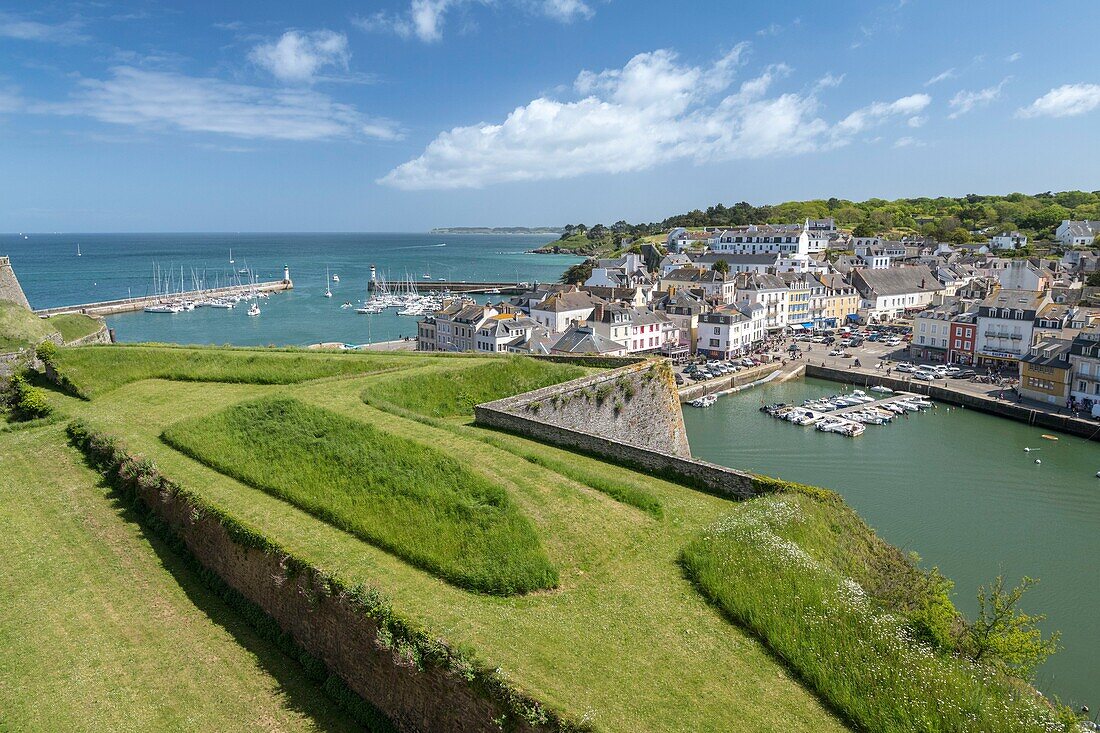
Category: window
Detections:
[
  {"x1": 1027, "y1": 377, "x2": 1055, "y2": 391},
  {"x1": 954, "y1": 339, "x2": 961, "y2": 349},
  {"x1": 709, "y1": 338, "x2": 719, "y2": 347}
]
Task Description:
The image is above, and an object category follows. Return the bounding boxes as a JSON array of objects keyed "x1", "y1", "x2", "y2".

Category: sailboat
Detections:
[
  {"x1": 248, "y1": 302, "x2": 261, "y2": 316},
  {"x1": 76, "y1": 244, "x2": 82, "y2": 257},
  {"x1": 229, "y1": 248, "x2": 234, "y2": 265},
  {"x1": 324, "y1": 267, "x2": 333, "y2": 298}
]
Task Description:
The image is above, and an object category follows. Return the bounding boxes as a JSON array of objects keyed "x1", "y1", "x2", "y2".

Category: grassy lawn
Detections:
[
  {"x1": 0, "y1": 425, "x2": 362, "y2": 733},
  {"x1": 49, "y1": 344, "x2": 437, "y2": 397},
  {"x1": 681, "y1": 492, "x2": 1066, "y2": 733},
  {"x1": 364, "y1": 356, "x2": 589, "y2": 418},
  {"x1": 163, "y1": 395, "x2": 557, "y2": 596},
  {"x1": 52, "y1": 370, "x2": 847, "y2": 733},
  {"x1": 47, "y1": 313, "x2": 103, "y2": 343}
]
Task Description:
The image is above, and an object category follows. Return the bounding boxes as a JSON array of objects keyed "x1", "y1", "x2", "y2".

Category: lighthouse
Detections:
[{"x1": 282, "y1": 264, "x2": 292, "y2": 286}]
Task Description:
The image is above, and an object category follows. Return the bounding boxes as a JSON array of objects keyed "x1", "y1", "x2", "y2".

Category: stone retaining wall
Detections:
[
  {"x1": 0, "y1": 256, "x2": 31, "y2": 309},
  {"x1": 71, "y1": 426, "x2": 564, "y2": 733},
  {"x1": 678, "y1": 362, "x2": 784, "y2": 401},
  {"x1": 806, "y1": 365, "x2": 1100, "y2": 441}
]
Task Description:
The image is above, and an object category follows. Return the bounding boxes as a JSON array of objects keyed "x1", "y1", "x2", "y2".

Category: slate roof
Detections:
[
  {"x1": 550, "y1": 326, "x2": 626, "y2": 354},
  {"x1": 851, "y1": 266, "x2": 944, "y2": 298}
]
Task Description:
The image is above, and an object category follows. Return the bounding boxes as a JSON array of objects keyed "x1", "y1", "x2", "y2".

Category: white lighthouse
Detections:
[{"x1": 282, "y1": 264, "x2": 292, "y2": 286}]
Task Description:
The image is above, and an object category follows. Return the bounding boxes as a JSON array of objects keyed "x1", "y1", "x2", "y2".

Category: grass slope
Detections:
[
  {"x1": 48, "y1": 313, "x2": 103, "y2": 343},
  {"x1": 61, "y1": 374, "x2": 847, "y2": 733},
  {"x1": 0, "y1": 300, "x2": 55, "y2": 352},
  {"x1": 682, "y1": 492, "x2": 1067, "y2": 733},
  {"x1": 0, "y1": 426, "x2": 361, "y2": 733},
  {"x1": 162, "y1": 396, "x2": 557, "y2": 596},
  {"x1": 365, "y1": 356, "x2": 588, "y2": 418},
  {"x1": 50, "y1": 344, "x2": 418, "y2": 397}
]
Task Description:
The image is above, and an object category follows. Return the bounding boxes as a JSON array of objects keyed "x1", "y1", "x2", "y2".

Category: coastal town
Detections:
[{"x1": 416, "y1": 217, "x2": 1100, "y2": 416}]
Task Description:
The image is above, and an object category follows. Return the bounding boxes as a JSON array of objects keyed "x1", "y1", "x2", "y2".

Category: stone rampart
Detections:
[
  {"x1": 475, "y1": 362, "x2": 766, "y2": 499},
  {"x1": 0, "y1": 256, "x2": 31, "y2": 309},
  {"x1": 483, "y1": 361, "x2": 691, "y2": 457}
]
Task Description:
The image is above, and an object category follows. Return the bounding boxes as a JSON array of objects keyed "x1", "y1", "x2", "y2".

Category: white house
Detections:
[
  {"x1": 974, "y1": 289, "x2": 1049, "y2": 367},
  {"x1": 474, "y1": 314, "x2": 540, "y2": 353},
  {"x1": 850, "y1": 265, "x2": 944, "y2": 323},
  {"x1": 1056, "y1": 220, "x2": 1100, "y2": 248},
  {"x1": 692, "y1": 252, "x2": 779, "y2": 274},
  {"x1": 529, "y1": 291, "x2": 604, "y2": 333},
  {"x1": 666, "y1": 227, "x2": 715, "y2": 253},
  {"x1": 711, "y1": 223, "x2": 827, "y2": 256},
  {"x1": 584, "y1": 253, "x2": 652, "y2": 288},
  {"x1": 696, "y1": 303, "x2": 766, "y2": 359},
  {"x1": 991, "y1": 231, "x2": 1027, "y2": 250},
  {"x1": 734, "y1": 273, "x2": 790, "y2": 331},
  {"x1": 660, "y1": 267, "x2": 737, "y2": 303}
]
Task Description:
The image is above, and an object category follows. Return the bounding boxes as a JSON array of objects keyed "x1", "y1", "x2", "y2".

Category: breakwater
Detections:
[
  {"x1": 35, "y1": 280, "x2": 293, "y2": 317},
  {"x1": 368, "y1": 280, "x2": 531, "y2": 294}
]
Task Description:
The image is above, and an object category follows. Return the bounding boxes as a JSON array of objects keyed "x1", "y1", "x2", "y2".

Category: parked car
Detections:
[
  {"x1": 867, "y1": 333, "x2": 881, "y2": 342},
  {"x1": 674, "y1": 373, "x2": 685, "y2": 385},
  {"x1": 895, "y1": 362, "x2": 917, "y2": 372},
  {"x1": 884, "y1": 338, "x2": 902, "y2": 347},
  {"x1": 950, "y1": 369, "x2": 977, "y2": 379},
  {"x1": 828, "y1": 349, "x2": 845, "y2": 356},
  {"x1": 913, "y1": 371, "x2": 938, "y2": 381},
  {"x1": 823, "y1": 336, "x2": 836, "y2": 345}
]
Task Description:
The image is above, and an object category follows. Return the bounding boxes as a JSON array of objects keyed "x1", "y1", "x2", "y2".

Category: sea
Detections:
[{"x1": 3, "y1": 233, "x2": 582, "y2": 346}]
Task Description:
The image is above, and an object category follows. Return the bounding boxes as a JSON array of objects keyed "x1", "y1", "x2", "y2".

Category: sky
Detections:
[{"x1": 1, "y1": 0, "x2": 1099, "y2": 232}]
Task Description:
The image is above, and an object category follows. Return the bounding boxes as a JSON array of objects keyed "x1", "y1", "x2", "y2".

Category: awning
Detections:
[
  {"x1": 801, "y1": 322, "x2": 814, "y2": 329},
  {"x1": 847, "y1": 314, "x2": 861, "y2": 322},
  {"x1": 789, "y1": 324, "x2": 806, "y2": 330}
]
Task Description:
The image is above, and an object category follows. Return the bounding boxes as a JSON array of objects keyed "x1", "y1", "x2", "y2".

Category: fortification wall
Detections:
[
  {"x1": 484, "y1": 361, "x2": 692, "y2": 458},
  {"x1": 475, "y1": 362, "x2": 769, "y2": 498},
  {"x1": 70, "y1": 426, "x2": 563, "y2": 733},
  {"x1": 0, "y1": 256, "x2": 31, "y2": 310}
]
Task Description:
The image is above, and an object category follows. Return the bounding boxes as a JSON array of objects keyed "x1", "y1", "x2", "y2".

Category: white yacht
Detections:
[{"x1": 248, "y1": 303, "x2": 261, "y2": 317}]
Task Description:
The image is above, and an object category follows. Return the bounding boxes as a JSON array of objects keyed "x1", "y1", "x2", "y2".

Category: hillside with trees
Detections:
[{"x1": 534, "y1": 191, "x2": 1100, "y2": 260}]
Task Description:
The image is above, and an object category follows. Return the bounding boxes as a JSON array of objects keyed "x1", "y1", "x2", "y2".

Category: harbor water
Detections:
[
  {"x1": 684, "y1": 376, "x2": 1100, "y2": 707},
  {"x1": 3, "y1": 233, "x2": 581, "y2": 346}
]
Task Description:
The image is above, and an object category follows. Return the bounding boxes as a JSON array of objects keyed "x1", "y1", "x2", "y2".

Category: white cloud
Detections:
[
  {"x1": 893, "y1": 136, "x2": 923, "y2": 148},
  {"x1": 249, "y1": 30, "x2": 350, "y2": 83},
  {"x1": 45, "y1": 67, "x2": 402, "y2": 142},
  {"x1": 355, "y1": 0, "x2": 593, "y2": 42},
  {"x1": 948, "y1": 78, "x2": 1009, "y2": 118},
  {"x1": 907, "y1": 115, "x2": 925, "y2": 127},
  {"x1": 380, "y1": 48, "x2": 928, "y2": 190},
  {"x1": 0, "y1": 11, "x2": 87, "y2": 44},
  {"x1": 1016, "y1": 83, "x2": 1100, "y2": 119},
  {"x1": 539, "y1": 0, "x2": 593, "y2": 22},
  {"x1": 0, "y1": 88, "x2": 22, "y2": 113},
  {"x1": 1006, "y1": 52, "x2": 1022, "y2": 63},
  {"x1": 924, "y1": 68, "x2": 955, "y2": 86}
]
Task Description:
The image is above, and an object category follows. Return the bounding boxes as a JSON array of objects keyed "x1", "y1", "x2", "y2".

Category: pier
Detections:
[
  {"x1": 825, "y1": 390, "x2": 923, "y2": 416},
  {"x1": 368, "y1": 280, "x2": 534, "y2": 295},
  {"x1": 34, "y1": 279, "x2": 293, "y2": 317}
]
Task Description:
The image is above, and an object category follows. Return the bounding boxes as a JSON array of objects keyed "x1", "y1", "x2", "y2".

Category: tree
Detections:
[
  {"x1": 852, "y1": 222, "x2": 877, "y2": 237},
  {"x1": 1086, "y1": 271, "x2": 1100, "y2": 287},
  {"x1": 968, "y1": 576, "x2": 1059, "y2": 680},
  {"x1": 712, "y1": 258, "x2": 730, "y2": 275},
  {"x1": 559, "y1": 260, "x2": 594, "y2": 285}
]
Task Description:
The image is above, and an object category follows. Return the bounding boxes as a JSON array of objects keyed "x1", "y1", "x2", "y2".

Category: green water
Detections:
[{"x1": 683, "y1": 377, "x2": 1099, "y2": 707}]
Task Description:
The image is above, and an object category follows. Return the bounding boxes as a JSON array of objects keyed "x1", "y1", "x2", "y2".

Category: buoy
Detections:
[
  {"x1": 1035, "y1": 459, "x2": 1041, "y2": 464},
  {"x1": 1041, "y1": 434, "x2": 1059, "y2": 441},
  {"x1": 1024, "y1": 447, "x2": 1031, "y2": 452},
  {"x1": 1095, "y1": 472, "x2": 1100, "y2": 478}
]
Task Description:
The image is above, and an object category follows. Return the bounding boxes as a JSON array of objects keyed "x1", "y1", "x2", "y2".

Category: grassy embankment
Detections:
[
  {"x1": 24, "y1": 345, "x2": 1070, "y2": 732},
  {"x1": 44, "y1": 350, "x2": 847, "y2": 732},
  {"x1": 48, "y1": 344, "x2": 429, "y2": 397},
  {"x1": 682, "y1": 490, "x2": 1070, "y2": 733},
  {"x1": 163, "y1": 395, "x2": 557, "y2": 596},
  {"x1": 362, "y1": 358, "x2": 664, "y2": 517},
  {"x1": 0, "y1": 424, "x2": 362, "y2": 733},
  {"x1": 0, "y1": 301, "x2": 103, "y2": 352}
]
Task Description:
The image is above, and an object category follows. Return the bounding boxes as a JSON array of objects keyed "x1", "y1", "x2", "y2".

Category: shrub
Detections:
[
  {"x1": 34, "y1": 340, "x2": 58, "y2": 365},
  {"x1": 162, "y1": 396, "x2": 557, "y2": 596},
  {"x1": 5, "y1": 374, "x2": 52, "y2": 421}
]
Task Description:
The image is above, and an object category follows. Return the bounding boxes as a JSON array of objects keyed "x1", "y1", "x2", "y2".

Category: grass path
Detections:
[
  {"x1": 61, "y1": 375, "x2": 848, "y2": 733},
  {"x1": 0, "y1": 425, "x2": 362, "y2": 733}
]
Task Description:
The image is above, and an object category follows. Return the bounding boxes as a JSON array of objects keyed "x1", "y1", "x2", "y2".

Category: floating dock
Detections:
[{"x1": 34, "y1": 280, "x2": 293, "y2": 317}]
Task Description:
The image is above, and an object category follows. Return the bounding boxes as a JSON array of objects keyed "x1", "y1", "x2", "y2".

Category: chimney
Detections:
[
  {"x1": 594, "y1": 302, "x2": 605, "y2": 321},
  {"x1": 920, "y1": 277, "x2": 926, "y2": 289}
]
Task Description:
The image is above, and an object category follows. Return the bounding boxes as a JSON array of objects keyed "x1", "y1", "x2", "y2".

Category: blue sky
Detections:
[{"x1": 1, "y1": 0, "x2": 1099, "y2": 232}]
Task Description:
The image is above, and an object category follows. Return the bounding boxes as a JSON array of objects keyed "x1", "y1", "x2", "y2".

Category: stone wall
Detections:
[
  {"x1": 0, "y1": 256, "x2": 31, "y2": 309},
  {"x1": 483, "y1": 361, "x2": 692, "y2": 457},
  {"x1": 474, "y1": 362, "x2": 767, "y2": 499},
  {"x1": 70, "y1": 425, "x2": 565, "y2": 733},
  {"x1": 806, "y1": 364, "x2": 1100, "y2": 442}
]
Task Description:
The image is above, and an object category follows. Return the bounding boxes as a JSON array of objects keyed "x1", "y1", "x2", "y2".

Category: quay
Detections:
[
  {"x1": 34, "y1": 279, "x2": 293, "y2": 317},
  {"x1": 821, "y1": 390, "x2": 923, "y2": 416},
  {"x1": 368, "y1": 280, "x2": 533, "y2": 295}
]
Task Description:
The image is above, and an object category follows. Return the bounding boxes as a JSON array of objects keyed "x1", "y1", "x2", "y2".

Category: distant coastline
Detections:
[{"x1": 429, "y1": 226, "x2": 563, "y2": 235}]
